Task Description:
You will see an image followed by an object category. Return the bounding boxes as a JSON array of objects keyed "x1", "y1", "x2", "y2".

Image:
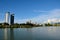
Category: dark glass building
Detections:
[{"x1": 10, "y1": 14, "x2": 14, "y2": 25}]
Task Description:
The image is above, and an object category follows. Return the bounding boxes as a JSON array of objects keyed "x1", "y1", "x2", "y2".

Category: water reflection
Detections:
[
  {"x1": 26, "y1": 28, "x2": 32, "y2": 40},
  {"x1": 10, "y1": 28, "x2": 14, "y2": 40},
  {"x1": 48, "y1": 27, "x2": 56, "y2": 32},
  {"x1": 4, "y1": 28, "x2": 14, "y2": 40},
  {"x1": 4, "y1": 28, "x2": 8, "y2": 40},
  {"x1": 2, "y1": 27, "x2": 60, "y2": 40}
]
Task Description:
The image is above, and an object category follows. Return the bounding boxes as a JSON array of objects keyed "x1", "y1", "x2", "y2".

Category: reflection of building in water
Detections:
[
  {"x1": 4, "y1": 28, "x2": 8, "y2": 40},
  {"x1": 10, "y1": 28, "x2": 14, "y2": 40},
  {"x1": 4, "y1": 28, "x2": 14, "y2": 40}
]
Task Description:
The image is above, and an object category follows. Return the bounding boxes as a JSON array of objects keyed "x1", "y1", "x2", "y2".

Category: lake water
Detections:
[{"x1": 0, "y1": 26, "x2": 60, "y2": 40}]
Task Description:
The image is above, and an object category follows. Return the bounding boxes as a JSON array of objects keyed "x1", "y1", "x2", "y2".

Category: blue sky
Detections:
[{"x1": 0, "y1": 0, "x2": 60, "y2": 23}]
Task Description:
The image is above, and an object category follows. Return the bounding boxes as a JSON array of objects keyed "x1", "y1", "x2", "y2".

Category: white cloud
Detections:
[
  {"x1": 49, "y1": 9, "x2": 60, "y2": 17},
  {"x1": 34, "y1": 10, "x2": 48, "y2": 12},
  {"x1": 14, "y1": 19, "x2": 30, "y2": 23},
  {"x1": 0, "y1": 9, "x2": 60, "y2": 23},
  {"x1": 47, "y1": 18, "x2": 60, "y2": 23},
  {"x1": 0, "y1": 20, "x2": 4, "y2": 23},
  {"x1": 10, "y1": 9, "x2": 60, "y2": 24}
]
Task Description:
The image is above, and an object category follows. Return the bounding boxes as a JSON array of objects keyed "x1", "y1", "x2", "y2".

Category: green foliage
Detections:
[{"x1": 45, "y1": 23, "x2": 53, "y2": 26}]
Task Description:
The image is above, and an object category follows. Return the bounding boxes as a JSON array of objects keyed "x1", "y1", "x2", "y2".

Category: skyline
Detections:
[{"x1": 0, "y1": 0, "x2": 60, "y2": 23}]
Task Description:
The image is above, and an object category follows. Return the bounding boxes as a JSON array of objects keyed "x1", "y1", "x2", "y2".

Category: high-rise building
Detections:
[
  {"x1": 5, "y1": 12, "x2": 10, "y2": 24},
  {"x1": 10, "y1": 14, "x2": 14, "y2": 25}
]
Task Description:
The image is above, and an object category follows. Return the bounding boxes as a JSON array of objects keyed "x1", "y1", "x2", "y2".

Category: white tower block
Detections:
[{"x1": 5, "y1": 12, "x2": 10, "y2": 24}]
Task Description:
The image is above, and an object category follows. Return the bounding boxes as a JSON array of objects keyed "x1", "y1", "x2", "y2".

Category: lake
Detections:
[{"x1": 0, "y1": 26, "x2": 60, "y2": 40}]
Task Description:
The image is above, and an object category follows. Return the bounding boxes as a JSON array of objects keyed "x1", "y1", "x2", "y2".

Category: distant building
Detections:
[
  {"x1": 5, "y1": 12, "x2": 10, "y2": 24},
  {"x1": 10, "y1": 14, "x2": 14, "y2": 25}
]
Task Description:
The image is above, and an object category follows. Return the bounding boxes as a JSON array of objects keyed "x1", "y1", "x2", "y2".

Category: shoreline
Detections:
[{"x1": 0, "y1": 26, "x2": 60, "y2": 28}]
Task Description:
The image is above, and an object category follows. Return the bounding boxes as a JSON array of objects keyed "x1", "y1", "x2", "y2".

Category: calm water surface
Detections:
[{"x1": 0, "y1": 26, "x2": 60, "y2": 40}]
